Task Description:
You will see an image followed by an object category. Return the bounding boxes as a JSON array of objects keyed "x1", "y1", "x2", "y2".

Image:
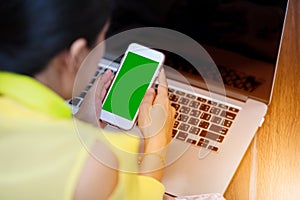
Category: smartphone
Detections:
[{"x1": 100, "y1": 43, "x2": 165, "y2": 130}]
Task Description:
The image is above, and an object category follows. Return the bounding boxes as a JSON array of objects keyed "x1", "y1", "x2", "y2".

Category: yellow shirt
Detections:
[{"x1": 0, "y1": 72, "x2": 164, "y2": 200}]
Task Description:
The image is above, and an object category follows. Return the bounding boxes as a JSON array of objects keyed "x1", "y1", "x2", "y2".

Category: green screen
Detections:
[{"x1": 102, "y1": 52, "x2": 159, "y2": 120}]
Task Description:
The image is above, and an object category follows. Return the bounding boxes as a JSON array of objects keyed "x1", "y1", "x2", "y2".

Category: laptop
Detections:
[{"x1": 69, "y1": 0, "x2": 289, "y2": 197}]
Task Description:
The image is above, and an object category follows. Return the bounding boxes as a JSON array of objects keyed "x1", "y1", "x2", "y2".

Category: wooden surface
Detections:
[{"x1": 224, "y1": 0, "x2": 300, "y2": 199}]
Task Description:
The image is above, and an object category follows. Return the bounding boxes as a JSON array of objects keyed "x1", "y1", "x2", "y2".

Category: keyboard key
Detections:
[
  {"x1": 178, "y1": 97, "x2": 189, "y2": 105},
  {"x1": 176, "y1": 90, "x2": 185, "y2": 96},
  {"x1": 79, "y1": 91, "x2": 87, "y2": 98},
  {"x1": 197, "y1": 138, "x2": 209, "y2": 147},
  {"x1": 197, "y1": 97, "x2": 207, "y2": 103},
  {"x1": 210, "y1": 107, "x2": 221, "y2": 115},
  {"x1": 174, "y1": 112, "x2": 179, "y2": 119},
  {"x1": 85, "y1": 84, "x2": 92, "y2": 91},
  {"x1": 200, "y1": 130, "x2": 224, "y2": 143},
  {"x1": 189, "y1": 101, "x2": 200, "y2": 108},
  {"x1": 91, "y1": 77, "x2": 98, "y2": 84},
  {"x1": 168, "y1": 88, "x2": 175, "y2": 93},
  {"x1": 218, "y1": 104, "x2": 229, "y2": 109},
  {"x1": 187, "y1": 138, "x2": 197, "y2": 144},
  {"x1": 189, "y1": 127, "x2": 200, "y2": 135},
  {"x1": 178, "y1": 114, "x2": 189, "y2": 122},
  {"x1": 190, "y1": 109, "x2": 201, "y2": 118},
  {"x1": 200, "y1": 113, "x2": 211, "y2": 121},
  {"x1": 199, "y1": 120, "x2": 210, "y2": 129},
  {"x1": 70, "y1": 97, "x2": 82, "y2": 107},
  {"x1": 169, "y1": 94, "x2": 179, "y2": 102},
  {"x1": 222, "y1": 119, "x2": 232, "y2": 127},
  {"x1": 186, "y1": 94, "x2": 196, "y2": 99},
  {"x1": 172, "y1": 129, "x2": 178, "y2": 137},
  {"x1": 209, "y1": 124, "x2": 228, "y2": 135},
  {"x1": 199, "y1": 138, "x2": 209, "y2": 144},
  {"x1": 171, "y1": 103, "x2": 180, "y2": 111},
  {"x1": 208, "y1": 145, "x2": 219, "y2": 152},
  {"x1": 229, "y1": 107, "x2": 240, "y2": 113},
  {"x1": 211, "y1": 116, "x2": 222, "y2": 124},
  {"x1": 197, "y1": 143, "x2": 208, "y2": 148},
  {"x1": 188, "y1": 118, "x2": 200, "y2": 126},
  {"x1": 179, "y1": 106, "x2": 190, "y2": 114},
  {"x1": 207, "y1": 100, "x2": 218, "y2": 106},
  {"x1": 94, "y1": 70, "x2": 100, "y2": 77},
  {"x1": 220, "y1": 110, "x2": 237, "y2": 120},
  {"x1": 173, "y1": 121, "x2": 179, "y2": 128},
  {"x1": 178, "y1": 123, "x2": 190, "y2": 132},
  {"x1": 176, "y1": 131, "x2": 188, "y2": 141},
  {"x1": 199, "y1": 104, "x2": 210, "y2": 112}
]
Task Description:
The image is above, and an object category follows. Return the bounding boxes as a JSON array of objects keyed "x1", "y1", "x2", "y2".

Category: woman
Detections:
[{"x1": 0, "y1": 0, "x2": 175, "y2": 199}]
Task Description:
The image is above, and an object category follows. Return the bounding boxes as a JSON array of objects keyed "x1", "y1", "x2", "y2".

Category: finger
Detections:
[
  {"x1": 99, "y1": 87, "x2": 108, "y2": 102},
  {"x1": 100, "y1": 70, "x2": 113, "y2": 84},
  {"x1": 103, "y1": 77, "x2": 113, "y2": 90},
  {"x1": 157, "y1": 68, "x2": 168, "y2": 97},
  {"x1": 138, "y1": 88, "x2": 155, "y2": 127},
  {"x1": 94, "y1": 70, "x2": 113, "y2": 97},
  {"x1": 99, "y1": 121, "x2": 107, "y2": 129},
  {"x1": 141, "y1": 88, "x2": 155, "y2": 105}
]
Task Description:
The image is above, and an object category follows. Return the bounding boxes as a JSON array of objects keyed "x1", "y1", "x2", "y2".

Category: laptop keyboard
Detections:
[
  {"x1": 158, "y1": 85, "x2": 240, "y2": 152},
  {"x1": 70, "y1": 59, "x2": 240, "y2": 152}
]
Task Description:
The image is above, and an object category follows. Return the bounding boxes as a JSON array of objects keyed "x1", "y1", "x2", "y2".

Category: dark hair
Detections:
[{"x1": 0, "y1": 0, "x2": 112, "y2": 76}]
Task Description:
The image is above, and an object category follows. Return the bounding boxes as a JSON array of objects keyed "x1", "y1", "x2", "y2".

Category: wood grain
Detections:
[{"x1": 225, "y1": 0, "x2": 300, "y2": 199}]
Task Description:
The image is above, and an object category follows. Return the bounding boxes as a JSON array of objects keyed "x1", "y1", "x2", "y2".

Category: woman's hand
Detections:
[
  {"x1": 138, "y1": 68, "x2": 175, "y2": 180},
  {"x1": 75, "y1": 70, "x2": 114, "y2": 127},
  {"x1": 138, "y1": 69, "x2": 175, "y2": 150}
]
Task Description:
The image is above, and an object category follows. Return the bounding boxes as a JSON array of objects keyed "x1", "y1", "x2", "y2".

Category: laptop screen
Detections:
[{"x1": 106, "y1": 0, "x2": 289, "y2": 103}]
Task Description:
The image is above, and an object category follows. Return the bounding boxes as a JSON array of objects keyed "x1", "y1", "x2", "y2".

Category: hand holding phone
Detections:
[
  {"x1": 75, "y1": 70, "x2": 114, "y2": 127},
  {"x1": 138, "y1": 68, "x2": 176, "y2": 147},
  {"x1": 137, "y1": 69, "x2": 176, "y2": 181},
  {"x1": 100, "y1": 43, "x2": 165, "y2": 130}
]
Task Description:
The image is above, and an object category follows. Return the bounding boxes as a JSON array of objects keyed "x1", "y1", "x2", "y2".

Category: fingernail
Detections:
[
  {"x1": 104, "y1": 70, "x2": 113, "y2": 78},
  {"x1": 148, "y1": 88, "x2": 155, "y2": 94}
]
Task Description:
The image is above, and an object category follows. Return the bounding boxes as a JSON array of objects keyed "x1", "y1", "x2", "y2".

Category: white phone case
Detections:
[{"x1": 100, "y1": 43, "x2": 165, "y2": 130}]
